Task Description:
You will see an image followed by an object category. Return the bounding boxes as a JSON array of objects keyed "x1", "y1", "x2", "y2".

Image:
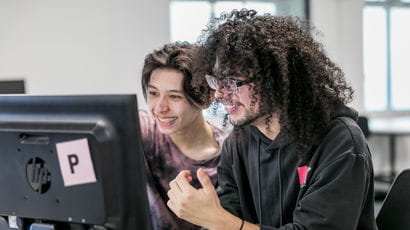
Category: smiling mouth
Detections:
[
  {"x1": 223, "y1": 104, "x2": 240, "y2": 114},
  {"x1": 156, "y1": 116, "x2": 178, "y2": 127},
  {"x1": 157, "y1": 117, "x2": 177, "y2": 122}
]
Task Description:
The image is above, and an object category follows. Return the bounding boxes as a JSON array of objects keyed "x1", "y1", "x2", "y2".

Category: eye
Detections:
[
  {"x1": 170, "y1": 94, "x2": 183, "y2": 100},
  {"x1": 148, "y1": 91, "x2": 159, "y2": 96},
  {"x1": 224, "y1": 79, "x2": 237, "y2": 89}
]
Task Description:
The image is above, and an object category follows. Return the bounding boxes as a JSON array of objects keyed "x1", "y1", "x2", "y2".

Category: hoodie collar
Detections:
[
  {"x1": 330, "y1": 104, "x2": 359, "y2": 121},
  {"x1": 249, "y1": 125, "x2": 292, "y2": 151}
]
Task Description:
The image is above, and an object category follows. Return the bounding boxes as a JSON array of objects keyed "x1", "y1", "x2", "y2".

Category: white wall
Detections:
[
  {"x1": 310, "y1": 0, "x2": 365, "y2": 113},
  {"x1": 0, "y1": 0, "x2": 169, "y2": 109},
  {"x1": 0, "y1": 0, "x2": 365, "y2": 111}
]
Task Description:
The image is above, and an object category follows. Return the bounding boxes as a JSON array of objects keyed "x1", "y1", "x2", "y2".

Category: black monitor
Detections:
[
  {"x1": 0, "y1": 80, "x2": 25, "y2": 94},
  {"x1": 0, "y1": 95, "x2": 152, "y2": 230}
]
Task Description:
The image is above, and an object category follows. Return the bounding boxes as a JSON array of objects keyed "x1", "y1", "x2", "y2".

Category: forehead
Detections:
[
  {"x1": 149, "y1": 68, "x2": 184, "y2": 91},
  {"x1": 212, "y1": 59, "x2": 244, "y2": 77},
  {"x1": 213, "y1": 67, "x2": 243, "y2": 79}
]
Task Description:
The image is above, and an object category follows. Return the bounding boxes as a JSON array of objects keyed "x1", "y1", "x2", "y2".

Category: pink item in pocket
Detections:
[{"x1": 297, "y1": 165, "x2": 311, "y2": 187}]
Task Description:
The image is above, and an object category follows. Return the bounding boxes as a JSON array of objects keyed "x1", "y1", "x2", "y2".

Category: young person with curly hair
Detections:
[
  {"x1": 167, "y1": 10, "x2": 376, "y2": 230},
  {"x1": 140, "y1": 43, "x2": 227, "y2": 230}
]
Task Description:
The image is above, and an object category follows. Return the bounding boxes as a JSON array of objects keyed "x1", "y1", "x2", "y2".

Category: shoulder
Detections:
[
  {"x1": 137, "y1": 110, "x2": 168, "y2": 155},
  {"x1": 326, "y1": 116, "x2": 367, "y2": 154},
  {"x1": 312, "y1": 115, "x2": 371, "y2": 169},
  {"x1": 138, "y1": 110, "x2": 154, "y2": 126},
  {"x1": 138, "y1": 110, "x2": 156, "y2": 135}
]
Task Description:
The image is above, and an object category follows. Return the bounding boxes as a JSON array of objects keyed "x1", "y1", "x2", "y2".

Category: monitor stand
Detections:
[{"x1": 29, "y1": 223, "x2": 55, "y2": 230}]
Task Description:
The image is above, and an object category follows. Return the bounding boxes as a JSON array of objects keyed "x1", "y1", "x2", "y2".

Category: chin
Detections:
[
  {"x1": 230, "y1": 114, "x2": 260, "y2": 127},
  {"x1": 229, "y1": 118, "x2": 247, "y2": 127},
  {"x1": 158, "y1": 126, "x2": 176, "y2": 135}
]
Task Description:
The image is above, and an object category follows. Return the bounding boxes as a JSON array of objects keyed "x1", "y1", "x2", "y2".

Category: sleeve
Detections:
[
  {"x1": 138, "y1": 110, "x2": 156, "y2": 151},
  {"x1": 138, "y1": 110, "x2": 152, "y2": 141},
  {"x1": 258, "y1": 152, "x2": 372, "y2": 230},
  {"x1": 216, "y1": 140, "x2": 242, "y2": 218}
]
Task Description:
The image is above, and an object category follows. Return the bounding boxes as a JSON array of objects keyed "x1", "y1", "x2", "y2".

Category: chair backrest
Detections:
[
  {"x1": 376, "y1": 169, "x2": 410, "y2": 230},
  {"x1": 357, "y1": 116, "x2": 370, "y2": 138}
]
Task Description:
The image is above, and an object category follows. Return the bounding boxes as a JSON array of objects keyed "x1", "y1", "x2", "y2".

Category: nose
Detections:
[
  {"x1": 214, "y1": 88, "x2": 223, "y2": 99},
  {"x1": 214, "y1": 88, "x2": 230, "y2": 100},
  {"x1": 154, "y1": 96, "x2": 169, "y2": 113}
]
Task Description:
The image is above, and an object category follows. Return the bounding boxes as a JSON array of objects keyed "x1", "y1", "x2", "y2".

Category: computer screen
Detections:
[
  {"x1": 0, "y1": 80, "x2": 25, "y2": 94},
  {"x1": 0, "y1": 95, "x2": 152, "y2": 230}
]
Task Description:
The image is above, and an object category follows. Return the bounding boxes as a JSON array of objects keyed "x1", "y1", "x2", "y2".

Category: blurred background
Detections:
[{"x1": 1, "y1": 0, "x2": 409, "y2": 214}]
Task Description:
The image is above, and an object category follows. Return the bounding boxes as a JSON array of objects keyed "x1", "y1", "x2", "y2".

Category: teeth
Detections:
[
  {"x1": 158, "y1": 117, "x2": 177, "y2": 122},
  {"x1": 224, "y1": 104, "x2": 236, "y2": 109}
]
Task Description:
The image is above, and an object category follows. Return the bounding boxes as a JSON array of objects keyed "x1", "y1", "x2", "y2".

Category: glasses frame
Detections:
[{"x1": 205, "y1": 74, "x2": 253, "y2": 94}]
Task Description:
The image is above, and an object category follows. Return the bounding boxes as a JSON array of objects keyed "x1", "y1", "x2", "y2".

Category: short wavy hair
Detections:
[
  {"x1": 141, "y1": 42, "x2": 212, "y2": 107},
  {"x1": 193, "y1": 9, "x2": 354, "y2": 163}
]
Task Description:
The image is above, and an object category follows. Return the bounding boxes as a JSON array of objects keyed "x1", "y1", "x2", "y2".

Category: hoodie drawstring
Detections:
[
  {"x1": 278, "y1": 148, "x2": 283, "y2": 226},
  {"x1": 257, "y1": 138, "x2": 263, "y2": 223}
]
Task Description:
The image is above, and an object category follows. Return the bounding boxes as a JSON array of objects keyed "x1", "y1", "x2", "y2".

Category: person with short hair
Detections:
[{"x1": 140, "y1": 43, "x2": 227, "y2": 230}]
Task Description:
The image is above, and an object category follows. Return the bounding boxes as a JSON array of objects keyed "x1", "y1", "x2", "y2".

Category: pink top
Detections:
[{"x1": 139, "y1": 110, "x2": 227, "y2": 230}]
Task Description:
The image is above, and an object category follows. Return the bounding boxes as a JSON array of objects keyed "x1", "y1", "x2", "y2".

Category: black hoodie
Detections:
[{"x1": 217, "y1": 106, "x2": 377, "y2": 229}]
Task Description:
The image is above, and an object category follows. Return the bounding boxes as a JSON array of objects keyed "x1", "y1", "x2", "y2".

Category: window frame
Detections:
[{"x1": 364, "y1": 0, "x2": 410, "y2": 116}]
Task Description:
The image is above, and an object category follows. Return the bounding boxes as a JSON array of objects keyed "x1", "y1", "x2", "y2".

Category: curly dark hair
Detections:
[
  {"x1": 141, "y1": 42, "x2": 212, "y2": 107},
  {"x1": 193, "y1": 9, "x2": 354, "y2": 163}
]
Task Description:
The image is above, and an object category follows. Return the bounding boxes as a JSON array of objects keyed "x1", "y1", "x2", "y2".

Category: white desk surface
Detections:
[{"x1": 369, "y1": 117, "x2": 410, "y2": 135}]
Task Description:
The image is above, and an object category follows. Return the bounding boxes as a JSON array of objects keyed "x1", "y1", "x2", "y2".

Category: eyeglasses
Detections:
[{"x1": 205, "y1": 74, "x2": 253, "y2": 94}]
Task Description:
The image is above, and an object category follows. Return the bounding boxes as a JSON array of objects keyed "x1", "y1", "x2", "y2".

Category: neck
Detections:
[
  {"x1": 252, "y1": 114, "x2": 281, "y2": 140},
  {"x1": 170, "y1": 115, "x2": 219, "y2": 161}
]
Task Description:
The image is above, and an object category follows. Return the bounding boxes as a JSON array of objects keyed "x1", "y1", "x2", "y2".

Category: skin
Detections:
[
  {"x1": 167, "y1": 74, "x2": 281, "y2": 230},
  {"x1": 147, "y1": 68, "x2": 220, "y2": 161},
  {"x1": 215, "y1": 79, "x2": 261, "y2": 127}
]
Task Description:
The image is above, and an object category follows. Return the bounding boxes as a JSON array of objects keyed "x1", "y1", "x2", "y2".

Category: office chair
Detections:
[
  {"x1": 358, "y1": 116, "x2": 370, "y2": 138},
  {"x1": 358, "y1": 115, "x2": 391, "y2": 201},
  {"x1": 376, "y1": 169, "x2": 410, "y2": 230}
]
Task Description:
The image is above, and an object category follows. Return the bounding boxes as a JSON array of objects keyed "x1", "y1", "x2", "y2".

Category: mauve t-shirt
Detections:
[{"x1": 139, "y1": 110, "x2": 227, "y2": 230}]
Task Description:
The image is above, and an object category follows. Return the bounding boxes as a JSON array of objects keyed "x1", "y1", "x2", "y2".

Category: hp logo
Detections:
[{"x1": 26, "y1": 157, "x2": 51, "y2": 194}]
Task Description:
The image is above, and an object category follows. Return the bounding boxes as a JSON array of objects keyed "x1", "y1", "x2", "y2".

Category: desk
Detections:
[{"x1": 369, "y1": 117, "x2": 410, "y2": 182}]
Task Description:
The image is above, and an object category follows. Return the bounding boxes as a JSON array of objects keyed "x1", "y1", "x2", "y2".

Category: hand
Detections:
[{"x1": 167, "y1": 168, "x2": 224, "y2": 228}]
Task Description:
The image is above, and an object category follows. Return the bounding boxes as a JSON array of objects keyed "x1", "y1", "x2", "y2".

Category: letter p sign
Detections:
[
  {"x1": 68, "y1": 154, "x2": 79, "y2": 174},
  {"x1": 56, "y1": 138, "x2": 97, "y2": 187}
]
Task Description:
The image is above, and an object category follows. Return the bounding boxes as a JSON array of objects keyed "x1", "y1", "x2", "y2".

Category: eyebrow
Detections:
[
  {"x1": 225, "y1": 70, "x2": 240, "y2": 76},
  {"x1": 147, "y1": 84, "x2": 184, "y2": 94},
  {"x1": 215, "y1": 68, "x2": 241, "y2": 78}
]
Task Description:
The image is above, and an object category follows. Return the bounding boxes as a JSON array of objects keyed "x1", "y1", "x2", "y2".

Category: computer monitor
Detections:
[
  {"x1": 0, "y1": 80, "x2": 25, "y2": 94},
  {"x1": 0, "y1": 95, "x2": 152, "y2": 230}
]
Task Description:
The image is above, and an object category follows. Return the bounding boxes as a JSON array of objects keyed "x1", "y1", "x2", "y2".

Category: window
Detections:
[
  {"x1": 170, "y1": 0, "x2": 308, "y2": 43},
  {"x1": 170, "y1": 2, "x2": 212, "y2": 43},
  {"x1": 363, "y1": 0, "x2": 410, "y2": 112}
]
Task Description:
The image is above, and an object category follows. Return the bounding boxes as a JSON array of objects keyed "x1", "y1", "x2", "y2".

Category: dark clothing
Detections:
[
  {"x1": 217, "y1": 106, "x2": 377, "y2": 229},
  {"x1": 139, "y1": 110, "x2": 227, "y2": 230}
]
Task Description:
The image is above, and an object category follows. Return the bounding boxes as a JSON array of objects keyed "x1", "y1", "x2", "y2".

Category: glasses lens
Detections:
[
  {"x1": 205, "y1": 75, "x2": 218, "y2": 90},
  {"x1": 205, "y1": 75, "x2": 240, "y2": 94},
  {"x1": 224, "y1": 79, "x2": 237, "y2": 93}
]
